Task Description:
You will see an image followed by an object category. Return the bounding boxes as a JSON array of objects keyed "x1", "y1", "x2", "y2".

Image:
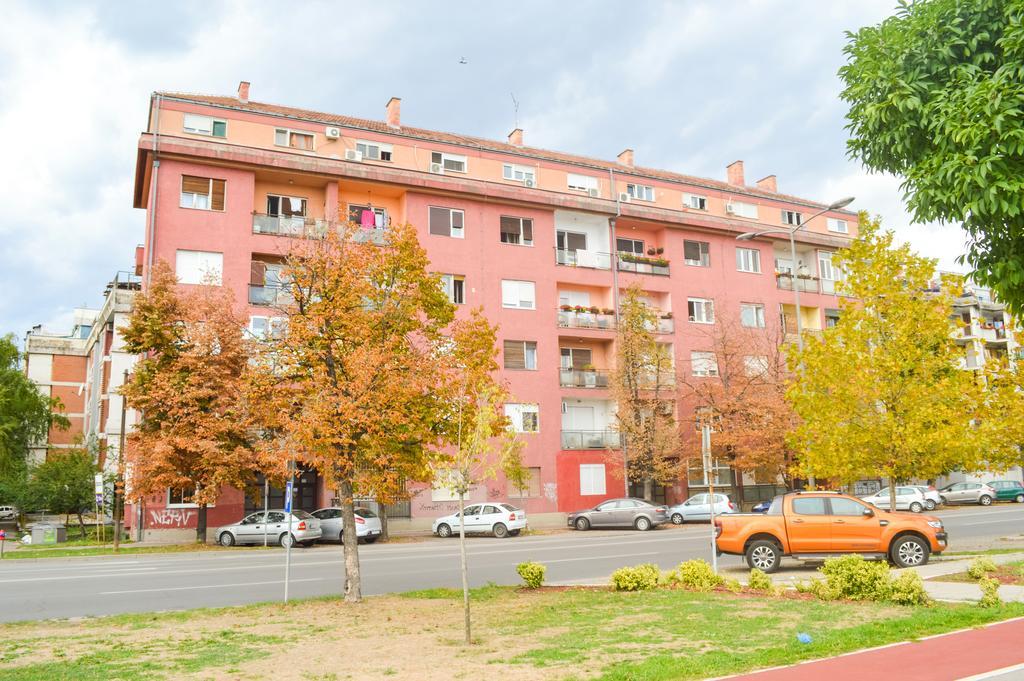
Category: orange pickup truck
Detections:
[{"x1": 715, "y1": 492, "x2": 947, "y2": 573}]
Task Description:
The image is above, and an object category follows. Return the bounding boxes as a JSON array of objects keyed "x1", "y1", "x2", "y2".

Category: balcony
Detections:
[
  {"x1": 558, "y1": 309, "x2": 616, "y2": 330},
  {"x1": 561, "y1": 430, "x2": 621, "y2": 450},
  {"x1": 559, "y1": 368, "x2": 610, "y2": 388},
  {"x1": 555, "y1": 248, "x2": 612, "y2": 270},
  {"x1": 776, "y1": 272, "x2": 820, "y2": 293},
  {"x1": 248, "y1": 283, "x2": 293, "y2": 306},
  {"x1": 617, "y1": 254, "x2": 670, "y2": 276},
  {"x1": 253, "y1": 214, "x2": 387, "y2": 245},
  {"x1": 650, "y1": 317, "x2": 674, "y2": 334}
]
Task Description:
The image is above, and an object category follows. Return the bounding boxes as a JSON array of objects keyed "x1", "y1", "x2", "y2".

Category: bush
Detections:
[
  {"x1": 611, "y1": 563, "x2": 661, "y2": 592},
  {"x1": 979, "y1": 577, "x2": 1001, "y2": 608},
  {"x1": 516, "y1": 561, "x2": 546, "y2": 589},
  {"x1": 747, "y1": 568, "x2": 775, "y2": 594},
  {"x1": 722, "y1": 576, "x2": 744, "y2": 593},
  {"x1": 888, "y1": 571, "x2": 931, "y2": 606},
  {"x1": 967, "y1": 557, "x2": 999, "y2": 580},
  {"x1": 815, "y1": 555, "x2": 893, "y2": 602},
  {"x1": 672, "y1": 559, "x2": 724, "y2": 592}
]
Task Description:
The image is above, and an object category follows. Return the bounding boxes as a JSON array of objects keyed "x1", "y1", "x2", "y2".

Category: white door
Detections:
[{"x1": 565, "y1": 406, "x2": 595, "y2": 430}]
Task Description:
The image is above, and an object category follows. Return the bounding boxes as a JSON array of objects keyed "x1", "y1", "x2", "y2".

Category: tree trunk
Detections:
[
  {"x1": 338, "y1": 478, "x2": 362, "y2": 603},
  {"x1": 888, "y1": 478, "x2": 897, "y2": 515},
  {"x1": 196, "y1": 504, "x2": 208, "y2": 544},
  {"x1": 76, "y1": 512, "x2": 85, "y2": 535},
  {"x1": 458, "y1": 491, "x2": 471, "y2": 644},
  {"x1": 642, "y1": 478, "x2": 653, "y2": 501},
  {"x1": 379, "y1": 503, "x2": 389, "y2": 543}
]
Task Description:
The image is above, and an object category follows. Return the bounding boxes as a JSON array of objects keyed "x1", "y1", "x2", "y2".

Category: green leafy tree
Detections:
[
  {"x1": 840, "y1": 0, "x2": 1024, "y2": 310},
  {"x1": 788, "y1": 216, "x2": 1019, "y2": 509},
  {"x1": 23, "y1": 447, "x2": 96, "y2": 534}
]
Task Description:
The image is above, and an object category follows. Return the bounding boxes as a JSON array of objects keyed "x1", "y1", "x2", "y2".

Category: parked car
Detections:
[
  {"x1": 907, "y1": 485, "x2": 943, "y2": 511},
  {"x1": 715, "y1": 491, "x2": 947, "y2": 573},
  {"x1": 751, "y1": 500, "x2": 771, "y2": 514},
  {"x1": 987, "y1": 480, "x2": 1024, "y2": 503},
  {"x1": 567, "y1": 498, "x2": 668, "y2": 531},
  {"x1": 311, "y1": 507, "x2": 382, "y2": 543},
  {"x1": 0, "y1": 506, "x2": 18, "y2": 521},
  {"x1": 667, "y1": 493, "x2": 736, "y2": 524},
  {"x1": 216, "y1": 509, "x2": 322, "y2": 548},
  {"x1": 939, "y1": 482, "x2": 998, "y2": 506},
  {"x1": 432, "y1": 502, "x2": 527, "y2": 538},
  {"x1": 861, "y1": 486, "x2": 928, "y2": 512}
]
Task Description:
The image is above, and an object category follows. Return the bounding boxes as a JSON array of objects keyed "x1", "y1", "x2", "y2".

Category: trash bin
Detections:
[{"x1": 30, "y1": 523, "x2": 67, "y2": 545}]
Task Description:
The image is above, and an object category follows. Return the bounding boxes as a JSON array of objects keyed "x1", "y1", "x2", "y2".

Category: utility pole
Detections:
[
  {"x1": 262, "y1": 477, "x2": 269, "y2": 547},
  {"x1": 114, "y1": 370, "x2": 128, "y2": 551},
  {"x1": 283, "y1": 460, "x2": 295, "y2": 602},
  {"x1": 702, "y1": 423, "x2": 718, "y2": 574}
]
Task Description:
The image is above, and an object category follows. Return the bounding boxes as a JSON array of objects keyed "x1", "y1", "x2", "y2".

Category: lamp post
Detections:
[{"x1": 736, "y1": 196, "x2": 854, "y2": 489}]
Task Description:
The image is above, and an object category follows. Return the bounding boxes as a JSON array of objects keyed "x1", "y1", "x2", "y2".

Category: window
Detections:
[
  {"x1": 430, "y1": 480, "x2": 461, "y2": 502},
  {"x1": 683, "y1": 193, "x2": 708, "y2": 210},
  {"x1": 687, "y1": 457, "x2": 731, "y2": 486},
  {"x1": 684, "y1": 240, "x2": 710, "y2": 267},
  {"x1": 825, "y1": 309, "x2": 841, "y2": 328},
  {"x1": 691, "y1": 351, "x2": 719, "y2": 377},
  {"x1": 439, "y1": 274, "x2": 465, "y2": 304},
  {"x1": 740, "y1": 303, "x2": 766, "y2": 328},
  {"x1": 502, "y1": 163, "x2": 535, "y2": 183},
  {"x1": 728, "y1": 201, "x2": 758, "y2": 219},
  {"x1": 355, "y1": 140, "x2": 392, "y2": 161},
  {"x1": 743, "y1": 355, "x2": 769, "y2": 377},
  {"x1": 616, "y1": 238, "x2": 645, "y2": 254},
  {"x1": 180, "y1": 175, "x2": 225, "y2": 211},
  {"x1": 736, "y1": 247, "x2": 761, "y2": 273},
  {"x1": 827, "y1": 217, "x2": 849, "y2": 234},
  {"x1": 175, "y1": 250, "x2": 223, "y2": 285},
  {"x1": 505, "y1": 403, "x2": 539, "y2": 433},
  {"x1": 829, "y1": 497, "x2": 868, "y2": 516},
  {"x1": 183, "y1": 114, "x2": 226, "y2": 138},
  {"x1": 428, "y1": 206, "x2": 465, "y2": 238},
  {"x1": 499, "y1": 216, "x2": 534, "y2": 246},
  {"x1": 558, "y1": 290, "x2": 591, "y2": 308},
  {"x1": 248, "y1": 316, "x2": 285, "y2": 340},
  {"x1": 781, "y1": 210, "x2": 803, "y2": 226},
  {"x1": 626, "y1": 183, "x2": 655, "y2": 201},
  {"x1": 274, "y1": 128, "x2": 314, "y2": 150},
  {"x1": 501, "y1": 280, "x2": 536, "y2": 309},
  {"x1": 167, "y1": 488, "x2": 196, "y2": 506},
  {"x1": 431, "y1": 151, "x2": 467, "y2": 173},
  {"x1": 580, "y1": 464, "x2": 606, "y2": 496},
  {"x1": 267, "y1": 195, "x2": 306, "y2": 217},
  {"x1": 347, "y1": 204, "x2": 388, "y2": 227},
  {"x1": 688, "y1": 298, "x2": 715, "y2": 323},
  {"x1": 567, "y1": 173, "x2": 598, "y2": 193},
  {"x1": 515, "y1": 467, "x2": 542, "y2": 498},
  {"x1": 560, "y1": 347, "x2": 592, "y2": 369},
  {"x1": 791, "y1": 497, "x2": 829, "y2": 515},
  {"x1": 818, "y1": 251, "x2": 837, "y2": 281},
  {"x1": 503, "y1": 340, "x2": 537, "y2": 370}
]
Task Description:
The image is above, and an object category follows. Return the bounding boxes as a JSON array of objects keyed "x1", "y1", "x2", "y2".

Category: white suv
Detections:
[{"x1": 0, "y1": 506, "x2": 18, "y2": 521}]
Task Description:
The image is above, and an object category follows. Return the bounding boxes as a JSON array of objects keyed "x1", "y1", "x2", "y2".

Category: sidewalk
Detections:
[
  {"x1": 916, "y1": 552, "x2": 1024, "y2": 603},
  {"x1": 721, "y1": 617, "x2": 1024, "y2": 680}
]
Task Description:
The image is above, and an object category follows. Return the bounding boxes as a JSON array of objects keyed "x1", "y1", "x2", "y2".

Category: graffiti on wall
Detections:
[
  {"x1": 543, "y1": 482, "x2": 558, "y2": 503},
  {"x1": 416, "y1": 501, "x2": 462, "y2": 513},
  {"x1": 149, "y1": 509, "x2": 195, "y2": 528}
]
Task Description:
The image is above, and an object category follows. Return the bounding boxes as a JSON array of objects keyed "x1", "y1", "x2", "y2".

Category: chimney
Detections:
[
  {"x1": 386, "y1": 97, "x2": 401, "y2": 128},
  {"x1": 726, "y1": 160, "x2": 745, "y2": 186},
  {"x1": 755, "y1": 174, "x2": 777, "y2": 193},
  {"x1": 617, "y1": 148, "x2": 634, "y2": 168},
  {"x1": 508, "y1": 128, "x2": 523, "y2": 147},
  {"x1": 237, "y1": 81, "x2": 250, "y2": 103}
]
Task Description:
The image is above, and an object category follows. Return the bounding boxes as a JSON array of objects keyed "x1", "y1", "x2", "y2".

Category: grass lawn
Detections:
[
  {"x1": 932, "y1": 560, "x2": 1024, "y2": 585},
  {"x1": 2, "y1": 586, "x2": 1023, "y2": 681}
]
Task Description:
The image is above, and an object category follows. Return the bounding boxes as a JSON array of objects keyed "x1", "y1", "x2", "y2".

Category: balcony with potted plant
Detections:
[{"x1": 617, "y1": 247, "x2": 670, "y2": 276}]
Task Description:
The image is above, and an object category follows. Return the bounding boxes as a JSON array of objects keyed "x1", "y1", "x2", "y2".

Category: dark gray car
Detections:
[{"x1": 567, "y1": 497, "x2": 668, "y2": 531}]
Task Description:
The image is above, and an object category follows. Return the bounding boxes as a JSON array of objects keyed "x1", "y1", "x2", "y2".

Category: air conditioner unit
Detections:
[
  {"x1": 430, "y1": 162, "x2": 445, "y2": 174},
  {"x1": 587, "y1": 187, "x2": 600, "y2": 198},
  {"x1": 618, "y1": 192, "x2": 631, "y2": 203},
  {"x1": 523, "y1": 178, "x2": 536, "y2": 188},
  {"x1": 325, "y1": 126, "x2": 341, "y2": 139},
  {"x1": 725, "y1": 202, "x2": 736, "y2": 214},
  {"x1": 344, "y1": 149, "x2": 363, "y2": 162}
]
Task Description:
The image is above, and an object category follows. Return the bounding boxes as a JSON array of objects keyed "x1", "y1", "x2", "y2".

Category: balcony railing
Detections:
[
  {"x1": 642, "y1": 317, "x2": 674, "y2": 334},
  {"x1": 617, "y1": 255, "x2": 670, "y2": 276},
  {"x1": 776, "y1": 273, "x2": 821, "y2": 293},
  {"x1": 559, "y1": 368, "x2": 610, "y2": 388},
  {"x1": 253, "y1": 214, "x2": 387, "y2": 245},
  {"x1": 248, "y1": 283, "x2": 293, "y2": 307},
  {"x1": 555, "y1": 248, "x2": 612, "y2": 270},
  {"x1": 558, "y1": 310, "x2": 616, "y2": 330},
  {"x1": 561, "y1": 430, "x2": 621, "y2": 450}
]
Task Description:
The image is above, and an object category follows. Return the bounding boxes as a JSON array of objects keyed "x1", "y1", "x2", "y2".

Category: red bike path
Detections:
[{"x1": 726, "y1": 616, "x2": 1024, "y2": 680}]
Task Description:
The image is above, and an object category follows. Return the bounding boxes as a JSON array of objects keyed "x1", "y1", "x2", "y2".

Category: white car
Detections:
[
  {"x1": 216, "y1": 510, "x2": 322, "y2": 547},
  {"x1": 667, "y1": 493, "x2": 736, "y2": 524},
  {"x1": 0, "y1": 506, "x2": 17, "y2": 521},
  {"x1": 861, "y1": 486, "x2": 928, "y2": 513},
  {"x1": 311, "y1": 507, "x2": 382, "y2": 544},
  {"x1": 907, "y1": 485, "x2": 943, "y2": 511},
  {"x1": 432, "y1": 502, "x2": 527, "y2": 538}
]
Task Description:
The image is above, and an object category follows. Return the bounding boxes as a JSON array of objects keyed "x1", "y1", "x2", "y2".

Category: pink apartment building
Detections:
[{"x1": 126, "y1": 81, "x2": 856, "y2": 536}]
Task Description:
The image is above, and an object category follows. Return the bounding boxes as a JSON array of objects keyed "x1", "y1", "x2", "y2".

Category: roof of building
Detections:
[{"x1": 155, "y1": 91, "x2": 850, "y2": 213}]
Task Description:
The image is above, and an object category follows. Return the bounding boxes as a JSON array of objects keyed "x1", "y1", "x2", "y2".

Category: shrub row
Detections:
[{"x1": 795, "y1": 555, "x2": 930, "y2": 606}]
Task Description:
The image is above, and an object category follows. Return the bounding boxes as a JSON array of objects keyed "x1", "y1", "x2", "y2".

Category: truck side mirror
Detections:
[{"x1": 862, "y1": 507, "x2": 875, "y2": 518}]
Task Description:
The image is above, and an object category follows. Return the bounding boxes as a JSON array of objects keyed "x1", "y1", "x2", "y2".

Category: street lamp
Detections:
[{"x1": 736, "y1": 196, "x2": 854, "y2": 488}]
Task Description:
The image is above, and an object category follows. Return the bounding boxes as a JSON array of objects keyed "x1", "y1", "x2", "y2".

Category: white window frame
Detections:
[
  {"x1": 175, "y1": 250, "x2": 223, "y2": 286},
  {"x1": 431, "y1": 151, "x2": 467, "y2": 173},
  {"x1": 439, "y1": 274, "x2": 465, "y2": 305},
  {"x1": 499, "y1": 216, "x2": 534, "y2": 246},
  {"x1": 818, "y1": 251, "x2": 838, "y2": 281},
  {"x1": 166, "y1": 487, "x2": 200, "y2": 508},
  {"x1": 687, "y1": 298, "x2": 715, "y2": 324},
  {"x1": 740, "y1": 303, "x2": 766, "y2": 328},
  {"x1": 505, "y1": 403, "x2": 539, "y2": 433},
  {"x1": 274, "y1": 127, "x2": 315, "y2": 151},
  {"x1": 683, "y1": 193, "x2": 708, "y2": 210},
  {"x1": 502, "y1": 163, "x2": 536, "y2": 183},
  {"x1": 827, "y1": 217, "x2": 849, "y2": 234},
  {"x1": 355, "y1": 139, "x2": 393, "y2": 161},
  {"x1": 579, "y1": 464, "x2": 607, "y2": 496},
  {"x1": 567, "y1": 173, "x2": 598, "y2": 193},
  {"x1": 744, "y1": 355, "x2": 770, "y2": 377},
  {"x1": 736, "y1": 247, "x2": 761, "y2": 273},
  {"x1": 684, "y1": 240, "x2": 710, "y2": 267},
  {"x1": 428, "y1": 207, "x2": 465, "y2": 238},
  {"x1": 729, "y1": 201, "x2": 758, "y2": 219},
  {"x1": 504, "y1": 340, "x2": 538, "y2": 370},
  {"x1": 690, "y1": 351, "x2": 719, "y2": 377},
  {"x1": 781, "y1": 210, "x2": 803, "y2": 226},
  {"x1": 501, "y1": 280, "x2": 536, "y2": 310},
  {"x1": 626, "y1": 183, "x2": 655, "y2": 202},
  {"x1": 183, "y1": 114, "x2": 226, "y2": 138},
  {"x1": 179, "y1": 176, "x2": 225, "y2": 211},
  {"x1": 267, "y1": 194, "x2": 307, "y2": 217},
  {"x1": 617, "y1": 237, "x2": 645, "y2": 254}
]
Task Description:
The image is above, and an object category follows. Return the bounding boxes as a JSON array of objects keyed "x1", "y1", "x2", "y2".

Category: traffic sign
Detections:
[
  {"x1": 95, "y1": 493, "x2": 104, "y2": 505},
  {"x1": 284, "y1": 480, "x2": 293, "y2": 513},
  {"x1": 94, "y1": 473, "x2": 104, "y2": 494}
]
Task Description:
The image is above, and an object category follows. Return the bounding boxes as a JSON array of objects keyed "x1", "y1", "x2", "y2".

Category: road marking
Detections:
[
  {"x1": 99, "y1": 577, "x2": 327, "y2": 595},
  {"x1": 543, "y1": 551, "x2": 660, "y2": 564},
  {"x1": 955, "y1": 518, "x2": 1024, "y2": 527},
  {"x1": 957, "y1": 662, "x2": 1024, "y2": 680},
  {"x1": 938, "y1": 507, "x2": 1024, "y2": 520}
]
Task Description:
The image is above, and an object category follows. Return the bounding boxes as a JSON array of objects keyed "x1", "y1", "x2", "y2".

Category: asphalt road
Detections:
[{"x1": 1, "y1": 504, "x2": 1021, "y2": 623}]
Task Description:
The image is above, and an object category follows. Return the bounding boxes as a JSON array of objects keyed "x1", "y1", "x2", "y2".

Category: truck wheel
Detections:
[
  {"x1": 745, "y1": 540, "x2": 781, "y2": 573},
  {"x1": 891, "y1": 535, "x2": 929, "y2": 568}
]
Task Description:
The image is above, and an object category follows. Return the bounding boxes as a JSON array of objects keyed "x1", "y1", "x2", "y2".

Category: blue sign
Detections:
[
  {"x1": 95, "y1": 493, "x2": 104, "y2": 505},
  {"x1": 284, "y1": 480, "x2": 293, "y2": 513}
]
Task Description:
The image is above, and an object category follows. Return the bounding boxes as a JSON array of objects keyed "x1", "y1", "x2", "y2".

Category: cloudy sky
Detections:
[{"x1": 0, "y1": 0, "x2": 970, "y2": 339}]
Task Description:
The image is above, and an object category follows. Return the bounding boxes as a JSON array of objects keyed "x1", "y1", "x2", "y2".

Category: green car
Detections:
[{"x1": 987, "y1": 480, "x2": 1024, "y2": 503}]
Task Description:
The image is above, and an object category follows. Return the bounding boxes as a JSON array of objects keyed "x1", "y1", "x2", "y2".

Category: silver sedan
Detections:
[
  {"x1": 216, "y1": 510, "x2": 322, "y2": 548},
  {"x1": 567, "y1": 498, "x2": 668, "y2": 531}
]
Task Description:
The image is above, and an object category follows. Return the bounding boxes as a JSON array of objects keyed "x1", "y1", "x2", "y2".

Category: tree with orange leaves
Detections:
[{"x1": 121, "y1": 262, "x2": 261, "y2": 542}]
